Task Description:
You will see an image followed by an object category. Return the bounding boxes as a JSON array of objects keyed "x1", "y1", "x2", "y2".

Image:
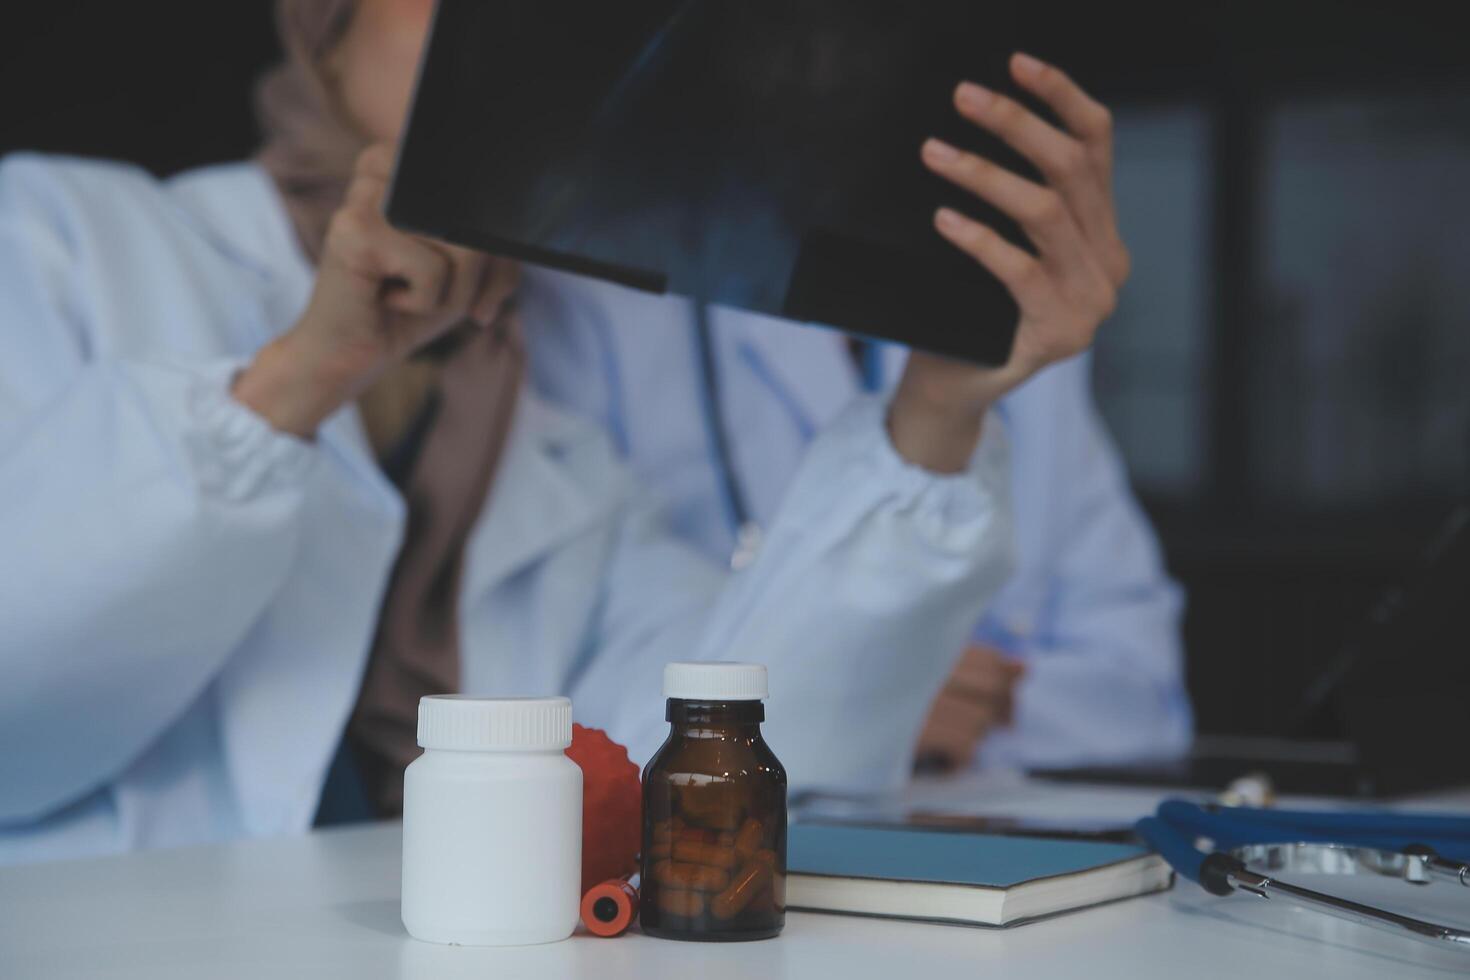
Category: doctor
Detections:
[
  {"x1": 523, "y1": 116, "x2": 1190, "y2": 772},
  {"x1": 524, "y1": 304, "x2": 1192, "y2": 773},
  {"x1": 1, "y1": 0, "x2": 1126, "y2": 864}
]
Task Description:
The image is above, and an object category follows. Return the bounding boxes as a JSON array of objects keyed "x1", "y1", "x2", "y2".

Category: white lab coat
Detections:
[
  {"x1": 0, "y1": 155, "x2": 1013, "y2": 865},
  {"x1": 523, "y1": 269, "x2": 1194, "y2": 769}
]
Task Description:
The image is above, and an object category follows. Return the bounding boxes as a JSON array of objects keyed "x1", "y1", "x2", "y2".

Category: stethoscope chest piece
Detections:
[
  {"x1": 730, "y1": 522, "x2": 763, "y2": 571},
  {"x1": 1137, "y1": 800, "x2": 1470, "y2": 952}
]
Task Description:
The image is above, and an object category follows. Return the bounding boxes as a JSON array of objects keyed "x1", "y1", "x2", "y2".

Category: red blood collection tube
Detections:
[{"x1": 580, "y1": 877, "x2": 639, "y2": 937}]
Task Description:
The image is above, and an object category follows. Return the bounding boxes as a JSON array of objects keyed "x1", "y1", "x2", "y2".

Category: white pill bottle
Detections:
[{"x1": 401, "y1": 695, "x2": 582, "y2": 946}]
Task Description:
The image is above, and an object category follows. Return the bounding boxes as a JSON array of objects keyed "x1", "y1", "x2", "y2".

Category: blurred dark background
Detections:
[{"x1": 3, "y1": 1, "x2": 1466, "y2": 740}]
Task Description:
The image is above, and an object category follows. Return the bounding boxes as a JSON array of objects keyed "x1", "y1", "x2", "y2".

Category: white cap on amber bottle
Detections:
[{"x1": 662, "y1": 662, "x2": 768, "y2": 701}]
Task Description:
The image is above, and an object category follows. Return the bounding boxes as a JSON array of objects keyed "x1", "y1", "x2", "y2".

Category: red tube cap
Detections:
[{"x1": 580, "y1": 878, "x2": 639, "y2": 937}]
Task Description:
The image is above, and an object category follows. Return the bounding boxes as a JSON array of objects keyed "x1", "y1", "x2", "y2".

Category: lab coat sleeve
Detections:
[
  {"x1": 0, "y1": 162, "x2": 316, "y2": 822},
  {"x1": 570, "y1": 396, "x2": 1015, "y2": 792},
  {"x1": 979, "y1": 359, "x2": 1192, "y2": 768}
]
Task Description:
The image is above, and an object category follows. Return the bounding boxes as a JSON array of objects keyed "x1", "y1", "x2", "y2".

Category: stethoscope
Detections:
[
  {"x1": 690, "y1": 302, "x2": 885, "y2": 570},
  {"x1": 1137, "y1": 799, "x2": 1470, "y2": 952}
]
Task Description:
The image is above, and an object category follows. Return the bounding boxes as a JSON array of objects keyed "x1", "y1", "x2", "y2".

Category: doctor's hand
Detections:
[
  {"x1": 234, "y1": 143, "x2": 518, "y2": 438},
  {"x1": 887, "y1": 53, "x2": 1127, "y2": 473},
  {"x1": 912, "y1": 645, "x2": 1025, "y2": 773}
]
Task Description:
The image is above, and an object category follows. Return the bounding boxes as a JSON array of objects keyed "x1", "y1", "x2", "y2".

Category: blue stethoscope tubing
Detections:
[
  {"x1": 1137, "y1": 799, "x2": 1470, "y2": 950},
  {"x1": 691, "y1": 303, "x2": 752, "y2": 533},
  {"x1": 1146, "y1": 800, "x2": 1470, "y2": 866},
  {"x1": 690, "y1": 303, "x2": 886, "y2": 553}
]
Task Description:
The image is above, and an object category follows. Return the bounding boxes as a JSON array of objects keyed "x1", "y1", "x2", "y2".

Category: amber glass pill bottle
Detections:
[{"x1": 641, "y1": 662, "x2": 787, "y2": 942}]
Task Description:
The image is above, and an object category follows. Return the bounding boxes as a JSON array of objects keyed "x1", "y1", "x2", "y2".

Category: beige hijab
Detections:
[{"x1": 256, "y1": 0, "x2": 524, "y2": 814}]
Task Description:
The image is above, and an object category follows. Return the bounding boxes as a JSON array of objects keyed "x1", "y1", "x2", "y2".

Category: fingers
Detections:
[
  {"x1": 1008, "y1": 54, "x2": 1131, "y2": 285},
  {"x1": 329, "y1": 208, "x2": 475, "y2": 322},
  {"x1": 355, "y1": 142, "x2": 397, "y2": 181},
  {"x1": 946, "y1": 645, "x2": 1025, "y2": 698},
  {"x1": 938, "y1": 683, "x2": 1014, "y2": 729},
  {"x1": 336, "y1": 144, "x2": 501, "y2": 323},
  {"x1": 933, "y1": 206, "x2": 1043, "y2": 300},
  {"x1": 376, "y1": 239, "x2": 454, "y2": 316},
  {"x1": 432, "y1": 242, "x2": 489, "y2": 319},
  {"x1": 923, "y1": 138, "x2": 1093, "y2": 272},
  {"x1": 948, "y1": 59, "x2": 1130, "y2": 286},
  {"x1": 933, "y1": 689, "x2": 999, "y2": 736},
  {"x1": 916, "y1": 690, "x2": 999, "y2": 767},
  {"x1": 904, "y1": 60, "x2": 1129, "y2": 419},
  {"x1": 937, "y1": 645, "x2": 1026, "y2": 730},
  {"x1": 470, "y1": 255, "x2": 521, "y2": 328},
  {"x1": 916, "y1": 650, "x2": 1027, "y2": 769},
  {"x1": 932, "y1": 200, "x2": 1117, "y2": 378},
  {"x1": 953, "y1": 81, "x2": 1081, "y2": 188},
  {"x1": 1009, "y1": 53, "x2": 1113, "y2": 151}
]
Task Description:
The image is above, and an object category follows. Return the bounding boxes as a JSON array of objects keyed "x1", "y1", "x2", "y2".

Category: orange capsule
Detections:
[
  {"x1": 676, "y1": 783, "x2": 746, "y2": 830},
  {"x1": 710, "y1": 859, "x2": 774, "y2": 920},
  {"x1": 646, "y1": 840, "x2": 672, "y2": 861},
  {"x1": 733, "y1": 818, "x2": 764, "y2": 860},
  {"x1": 674, "y1": 827, "x2": 722, "y2": 845},
  {"x1": 657, "y1": 888, "x2": 706, "y2": 918},
  {"x1": 672, "y1": 840, "x2": 738, "y2": 869},
  {"x1": 652, "y1": 859, "x2": 730, "y2": 892},
  {"x1": 744, "y1": 884, "x2": 775, "y2": 916},
  {"x1": 699, "y1": 809, "x2": 746, "y2": 830},
  {"x1": 748, "y1": 866, "x2": 785, "y2": 916}
]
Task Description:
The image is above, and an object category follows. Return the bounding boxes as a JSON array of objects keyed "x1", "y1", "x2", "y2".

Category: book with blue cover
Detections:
[{"x1": 786, "y1": 823, "x2": 1173, "y2": 927}]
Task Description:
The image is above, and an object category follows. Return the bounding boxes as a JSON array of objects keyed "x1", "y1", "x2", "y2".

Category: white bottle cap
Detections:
[
  {"x1": 416, "y1": 695, "x2": 573, "y2": 751},
  {"x1": 662, "y1": 662, "x2": 768, "y2": 701}
]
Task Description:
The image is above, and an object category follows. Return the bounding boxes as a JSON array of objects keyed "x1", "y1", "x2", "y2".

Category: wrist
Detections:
[
  {"x1": 232, "y1": 331, "x2": 373, "y2": 438},
  {"x1": 886, "y1": 389, "x2": 989, "y2": 474}
]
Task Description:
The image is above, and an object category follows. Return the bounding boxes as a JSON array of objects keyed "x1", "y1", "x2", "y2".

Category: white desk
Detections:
[{"x1": 3, "y1": 779, "x2": 1467, "y2": 979}]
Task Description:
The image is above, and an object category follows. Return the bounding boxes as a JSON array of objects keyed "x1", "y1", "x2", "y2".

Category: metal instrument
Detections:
[{"x1": 1136, "y1": 800, "x2": 1470, "y2": 951}]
